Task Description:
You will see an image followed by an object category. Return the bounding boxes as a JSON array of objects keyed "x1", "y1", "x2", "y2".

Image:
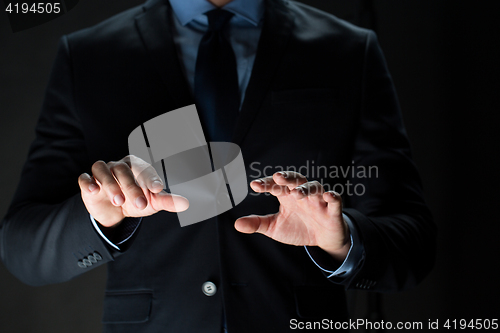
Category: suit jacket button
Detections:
[
  {"x1": 88, "y1": 255, "x2": 97, "y2": 263},
  {"x1": 93, "y1": 252, "x2": 102, "y2": 261},
  {"x1": 77, "y1": 261, "x2": 87, "y2": 268},
  {"x1": 202, "y1": 281, "x2": 217, "y2": 296},
  {"x1": 82, "y1": 258, "x2": 92, "y2": 266}
]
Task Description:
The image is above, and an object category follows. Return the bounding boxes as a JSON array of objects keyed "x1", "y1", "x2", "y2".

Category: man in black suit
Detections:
[{"x1": 0, "y1": 0, "x2": 436, "y2": 332}]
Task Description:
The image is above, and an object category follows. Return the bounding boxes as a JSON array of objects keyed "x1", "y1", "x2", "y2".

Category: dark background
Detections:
[{"x1": 1, "y1": 0, "x2": 499, "y2": 332}]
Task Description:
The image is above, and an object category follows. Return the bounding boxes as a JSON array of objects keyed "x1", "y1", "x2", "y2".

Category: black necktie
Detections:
[{"x1": 194, "y1": 9, "x2": 239, "y2": 142}]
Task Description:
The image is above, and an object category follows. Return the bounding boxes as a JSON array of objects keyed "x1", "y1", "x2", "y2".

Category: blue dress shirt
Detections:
[{"x1": 169, "y1": 0, "x2": 264, "y2": 107}]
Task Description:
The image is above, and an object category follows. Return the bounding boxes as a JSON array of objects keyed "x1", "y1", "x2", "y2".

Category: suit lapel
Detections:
[
  {"x1": 232, "y1": 0, "x2": 295, "y2": 146},
  {"x1": 135, "y1": 0, "x2": 194, "y2": 109}
]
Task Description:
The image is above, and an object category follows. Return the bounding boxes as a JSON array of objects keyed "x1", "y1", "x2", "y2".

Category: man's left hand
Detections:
[{"x1": 235, "y1": 171, "x2": 351, "y2": 262}]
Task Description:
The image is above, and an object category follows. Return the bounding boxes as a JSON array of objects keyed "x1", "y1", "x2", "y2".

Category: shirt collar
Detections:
[{"x1": 169, "y1": 0, "x2": 264, "y2": 27}]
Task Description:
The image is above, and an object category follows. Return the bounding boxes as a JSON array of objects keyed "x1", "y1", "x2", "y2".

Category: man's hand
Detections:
[
  {"x1": 78, "y1": 155, "x2": 189, "y2": 228},
  {"x1": 235, "y1": 171, "x2": 351, "y2": 262}
]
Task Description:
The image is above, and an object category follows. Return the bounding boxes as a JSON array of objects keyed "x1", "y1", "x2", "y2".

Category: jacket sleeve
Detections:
[
  {"x1": 0, "y1": 36, "x2": 118, "y2": 286},
  {"x1": 329, "y1": 31, "x2": 437, "y2": 292}
]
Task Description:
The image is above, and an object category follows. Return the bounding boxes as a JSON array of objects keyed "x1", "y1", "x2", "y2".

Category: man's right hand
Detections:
[{"x1": 78, "y1": 155, "x2": 189, "y2": 228}]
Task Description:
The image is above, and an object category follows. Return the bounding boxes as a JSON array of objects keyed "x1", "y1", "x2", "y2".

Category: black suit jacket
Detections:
[{"x1": 0, "y1": 0, "x2": 436, "y2": 332}]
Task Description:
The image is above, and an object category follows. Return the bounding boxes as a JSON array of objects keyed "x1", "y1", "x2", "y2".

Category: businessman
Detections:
[{"x1": 0, "y1": 0, "x2": 436, "y2": 332}]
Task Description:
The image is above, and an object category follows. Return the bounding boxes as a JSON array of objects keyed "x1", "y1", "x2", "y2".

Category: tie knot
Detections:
[{"x1": 205, "y1": 9, "x2": 234, "y2": 32}]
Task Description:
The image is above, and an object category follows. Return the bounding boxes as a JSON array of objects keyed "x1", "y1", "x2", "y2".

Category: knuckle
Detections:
[
  {"x1": 327, "y1": 191, "x2": 341, "y2": 201},
  {"x1": 107, "y1": 160, "x2": 120, "y2": 168},
  {"x1": 130, "y1": 154, "x2": 149, "y2": 167},
  {"x1": 111, "y1": 162, "x2": 130, "y2": 173},
  {"x1": 120, "y1": 155, "x2": 132, "y2": 167},
  {"x1": 306, "y1": 182, "x2": 322, "y2": 195},
  {"x1": 122, "y1": 180, "x2": 139, "y2": 192},
  {"x1": 92, "y1": 160, "x2": 107, "y2": 172},
  {"x1": 128, "y1": 154, "x2": 141, "y2": 162},
  {"x1": 261, "y1": 176, "x2": 272, "y2": 185},
  {"x1": 311, "y1": 180, "x2": 322, "y2": 188},
  {"x1": 295, "y1": 185, "x2": 306, "y2": 193},
  {"x1": 98, "y1": 174, "x2": 118, "y2": 189},
  {"x1": 293, "y1": 171, "x2": 307, "y2": 179}
]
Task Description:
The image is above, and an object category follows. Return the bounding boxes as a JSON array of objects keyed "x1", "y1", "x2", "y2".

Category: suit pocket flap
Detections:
[
  {"x1": 294, "y1": 285, "x2": 348, "y2": 319},
  {"x1": 102, "y1": 290, "x2": 153, "y2": 324},
  {"x1": 272, "y1": 88, "x2": 336, "y2": 105}
]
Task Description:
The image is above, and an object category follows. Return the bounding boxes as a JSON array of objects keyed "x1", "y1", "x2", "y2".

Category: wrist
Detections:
[
  {"x1": 320, "y1": 239, "x2": 351, "y2": 263},
  {"x1": 92, "y1": 212, "x2": 125, "y2": 228},
  {"x1": 319, "y1": 217, "x2": 351, "y2": 262},
  {"x1": 96, "y1": 217, "x2": 124, "y2": 239}
]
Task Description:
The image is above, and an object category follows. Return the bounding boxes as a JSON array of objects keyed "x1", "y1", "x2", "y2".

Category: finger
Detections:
[
  {"x1": 292, "y1": 181, "x2": 325, "y2": 203},
  {"x1": 109, "y1": 161, "x2": 148, "y2": 210},
  {"x1": 91, "y1": 161, "x2": 125, "y2": 206},
  {"x1": 323, "y1": 191, "x2": 343, "y2": 216},
  {"x1": 234, "y1": 214, "x2": 277, "y2": 234},
  {"x1": 78, "y1": 173, "x2": 100, "y2": 194},
  {"x1": 125, "y1": 155, "x2": 164, "y2": 193},
  {"x1": 250, "y1": 176, "x2": 289, "y2": 197},
  {"x1": 150, "y1": 191, "x2": 189, "y2": 212},
  {"x1": 273, "y1": 171, "x2": 308, "y2": 190}
]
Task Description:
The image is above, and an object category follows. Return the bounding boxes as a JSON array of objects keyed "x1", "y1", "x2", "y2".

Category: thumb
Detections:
[
  {"x1": 235, "y1": 214, "x2": 277, "y2": 234},
  {"x1": 150, "y1": 191, "x2": 189, "y2": 212}
]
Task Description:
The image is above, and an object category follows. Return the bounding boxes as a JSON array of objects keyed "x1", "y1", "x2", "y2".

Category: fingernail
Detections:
[
  {"x1": 296, "y1": 187, "x2": 305, "y2": 195},
  {"x1": 279, "y1": 172, "x2": 287, "y2": 178},
  {"x1": 88, "y1": 184, "x2": 98, "y2": 192},
  {"x1": 152, "y1": 179, "x2": 163, "y2": 189},
  {"x1": 252, "y1": 179, "x2": 264, "y2": 185},
  {"x1": 135, "y1": 197, "x2": 147, "y2": 209},
  {"x1": 113, "y1": 194, "x2": 125, "y2": 206}
]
